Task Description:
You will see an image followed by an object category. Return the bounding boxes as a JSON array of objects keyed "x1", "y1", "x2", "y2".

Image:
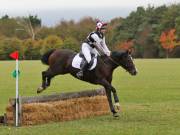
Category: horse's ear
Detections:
[
  {"x1": 128, "y1": 49, "x2": 132, "y2": 54},
  {"x1": 124, "y1": 49, "x2": 130, "y2": 55}
]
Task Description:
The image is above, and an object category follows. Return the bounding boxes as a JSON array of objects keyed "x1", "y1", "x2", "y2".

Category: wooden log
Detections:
[
  {"x1": 0, "y1": 115, "x2": 4, "y2": 124},
  {"x1": 13, "y1": 101, "x2": 16, "y2": 126},
  {"x1": 9, "y1": 88, "x2": 106, "y2": 106},
  {"x1": 11, "y1": 96, "x2": 22, "y2": 126},
  {"x1": 18, "y1": 96, "x2": 22, "y2": 126},
  {"x1": 3, "y1": 113, "x2": 7, "y2": 125}
]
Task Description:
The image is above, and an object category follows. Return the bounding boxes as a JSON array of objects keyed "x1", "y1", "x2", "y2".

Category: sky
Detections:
[{"x1": 0, "y1": 0, "x2": 180, "y2": 26}]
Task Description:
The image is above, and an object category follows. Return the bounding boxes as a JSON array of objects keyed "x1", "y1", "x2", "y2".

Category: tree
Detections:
[
  {"x1": 1, "y1": 15, "x2": 9, "y2": 20},
  {"x1": 115, "y1": 40, "x2": 134, "y2": 51},
  {"x1": 54, "y1": 20, "x2": 76, "y2": 40},
  {"x1": 160, "y1": 4, "x2": 180, "y2": 31},
  {"x1": 159, "y1": 29, "x2": 176, "y2": 58},
  {"x1": 54, "y1": 17, "x2": 95, "y2": 43},
  {"x1": 175, "y1": 16, "x2": 180, "y2": 41},
  {"x1": 0, "y1": 17, "x2": 20, "y2": 37},
  {"x1": 62, "y1": 37, "x2": 79, "y2": 52},
  {"x1": 16, "y1": 15, "x2": 41, "y2": 40},
  {"x1": 76, "y1": 17, "x2": 95, "y2": 42},
  {"x1": 107, "y1": 17, "x2": 124, "y2": 49},
  {"x1": 36, "y1": 26, "x2": 55, "y2": 39},
  {"x1": 0, "y1": 38, "x2": 23, "y2": 60},
  {"x1": 40, "y1": 35, "x2": 63, "y2": 54},
  {"x1": 22, "y1": 39, "x2": 43, "y2": 60}
]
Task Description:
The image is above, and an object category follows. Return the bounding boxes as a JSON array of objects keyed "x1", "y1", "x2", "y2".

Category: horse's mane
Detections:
[{"x1": 98, "y1": 51, "x2": 125, "y2": 59}]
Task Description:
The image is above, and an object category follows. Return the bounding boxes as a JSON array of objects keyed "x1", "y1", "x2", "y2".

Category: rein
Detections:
[{"x1": 107, "y1": 56, "x2": 120, "y2": 66}]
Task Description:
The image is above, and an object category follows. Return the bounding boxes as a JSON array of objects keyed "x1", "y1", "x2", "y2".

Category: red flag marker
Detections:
[{"x1": 10, "y1": 51, "x2": 19, "y2": 60}]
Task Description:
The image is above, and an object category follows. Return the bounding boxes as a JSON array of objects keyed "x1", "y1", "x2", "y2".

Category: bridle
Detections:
[{"x1": 108, "y1": 54, "x2": 135, "y2": 72}]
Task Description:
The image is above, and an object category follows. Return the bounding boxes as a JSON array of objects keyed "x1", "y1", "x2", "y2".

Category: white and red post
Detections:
[
  {"x1": 10, "y1": 51, "x2": 19, "y2": 127},
  {"x1": 15, "y1": 58, "x2": 19, "y2": 127}
]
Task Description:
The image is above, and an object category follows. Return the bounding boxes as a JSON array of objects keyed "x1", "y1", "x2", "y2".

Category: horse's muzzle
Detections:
[{"x1": 131, "y1": 68, "x2": 138, "y2": 76}]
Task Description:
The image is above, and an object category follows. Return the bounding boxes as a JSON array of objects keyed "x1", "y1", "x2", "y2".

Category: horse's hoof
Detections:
[
  {"x1": 114, "y1": 102, "x2": 121, "y2": 112},
  {"x1": 113, "y1": 112, "x2": 119, "y2": 117},
  {"x1": 37, "y1": 86, "x2": 44, "y2": 94}
]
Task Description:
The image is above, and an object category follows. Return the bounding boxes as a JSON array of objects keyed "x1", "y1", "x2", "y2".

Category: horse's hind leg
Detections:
[
  {"x1": 37, "y1": 71, "x2": 48, "y2": 93},
  {"x1": 46, "y1": 75, "x2": 53, "y2": 87},
  {"x1": 37, "y1": 69, "x2": 54, "y2": 93},
  {"x1": 45, "y1": 68, "x2": 56, "y2": 87}
]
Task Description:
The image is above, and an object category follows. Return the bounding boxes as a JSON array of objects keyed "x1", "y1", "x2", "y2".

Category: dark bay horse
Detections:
[{"x1": 37, "y1": 49, "x2": 137, "y2": 117}]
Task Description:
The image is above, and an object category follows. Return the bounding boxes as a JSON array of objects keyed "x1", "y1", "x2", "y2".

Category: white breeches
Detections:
[{"x1": 81, "y1": 43, "x2": 98, "y2": 63}]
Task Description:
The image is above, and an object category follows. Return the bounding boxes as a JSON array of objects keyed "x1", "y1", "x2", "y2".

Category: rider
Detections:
[{"x1": 76, "y1": 20, "x2": 111, "y2": 78}]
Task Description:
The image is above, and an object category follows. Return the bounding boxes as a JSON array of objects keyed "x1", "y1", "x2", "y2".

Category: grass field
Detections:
[{"x1": 0, "y1": 59, "x2": 180, "y2": 135}]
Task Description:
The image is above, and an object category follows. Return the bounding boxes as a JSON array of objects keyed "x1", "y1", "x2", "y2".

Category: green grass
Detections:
[{"x1": 0, "y1": 59, "x2": 180, "y2": 135}]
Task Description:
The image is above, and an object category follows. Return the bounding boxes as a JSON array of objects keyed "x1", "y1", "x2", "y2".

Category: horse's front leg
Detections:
[
  {"x1": 100, "y1": 79, "x2": 119, "y2": 117},
  {"x1": 111, "y1": 87, "x2": 121, "y2": 113},
  {"x1": 105, "y1": 88, "x2": 118, "y2": 117},
  {"x1": 107, "y1": 78, "x2": 121, "y2": 114}
]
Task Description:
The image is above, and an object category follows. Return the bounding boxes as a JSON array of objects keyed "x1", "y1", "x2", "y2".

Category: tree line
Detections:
[{"x1": 0, "y1": 3, "x2": 180, "y2": 60}]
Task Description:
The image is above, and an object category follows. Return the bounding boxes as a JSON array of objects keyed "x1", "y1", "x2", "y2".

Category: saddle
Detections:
[{"x1": 72, "y1": 52, "x2": 97, "y2": 70}]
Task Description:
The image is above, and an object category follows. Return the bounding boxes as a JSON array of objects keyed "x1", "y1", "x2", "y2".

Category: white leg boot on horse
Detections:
[{"x1": 114, "y1": 102, "x2": 121, "y2": 113}]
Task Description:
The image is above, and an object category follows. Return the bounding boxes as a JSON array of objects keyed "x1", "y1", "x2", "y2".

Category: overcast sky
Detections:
[{"x1": 0, "y1": 0, "x2": 179, "y2": 26}]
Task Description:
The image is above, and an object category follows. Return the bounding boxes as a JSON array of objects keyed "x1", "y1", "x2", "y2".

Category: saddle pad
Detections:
[{"x1": 72, "y1": 53, "x2": 97, "y2": 70}]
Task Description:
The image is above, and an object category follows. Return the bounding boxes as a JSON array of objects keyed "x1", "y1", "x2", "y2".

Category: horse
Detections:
[{"x1": 37, "y1": 49, "x2": 138, "y2": 117}]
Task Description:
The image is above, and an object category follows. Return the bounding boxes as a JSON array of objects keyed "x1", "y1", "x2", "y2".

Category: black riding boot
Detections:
[{"x1": 76, "y1": 60, "x2": 89, "y2": 78}]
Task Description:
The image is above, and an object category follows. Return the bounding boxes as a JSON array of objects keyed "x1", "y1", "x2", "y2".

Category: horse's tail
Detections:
[{"x1": 41, "y1": 49, "x2": 55, "y2": 65}]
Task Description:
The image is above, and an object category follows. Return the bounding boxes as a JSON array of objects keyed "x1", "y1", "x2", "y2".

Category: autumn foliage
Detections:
[
  {"x1": 115, "y1": 40, "x2": 134, "y2": 51},
  {"x1": 159, "y1": 29, "x2": 176, "y2": 51}
]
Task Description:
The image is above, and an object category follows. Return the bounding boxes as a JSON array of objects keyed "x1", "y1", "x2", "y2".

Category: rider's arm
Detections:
[
  {"x1": 102, "y1": 37, "x2": 111, "y2": 56},
  {"x1": 91, "y1": 33, "x2": 108, "y2": 56},
  {"x1": 93, "y1": 48, "x2": 100, "y2": 56}
]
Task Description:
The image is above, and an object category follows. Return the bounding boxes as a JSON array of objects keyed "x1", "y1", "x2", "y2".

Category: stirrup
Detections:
[{"x1": 76, "y1": 71, "x2": 83, "y2": 78}]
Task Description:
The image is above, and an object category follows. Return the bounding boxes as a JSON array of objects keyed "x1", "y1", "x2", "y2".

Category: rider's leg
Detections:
[
  {"x1": 77, "y1": 43, "x2": 91, "y2": 78},
  {"x1": 82, "y1": 43, "x2": 92, "y2": 63}
]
